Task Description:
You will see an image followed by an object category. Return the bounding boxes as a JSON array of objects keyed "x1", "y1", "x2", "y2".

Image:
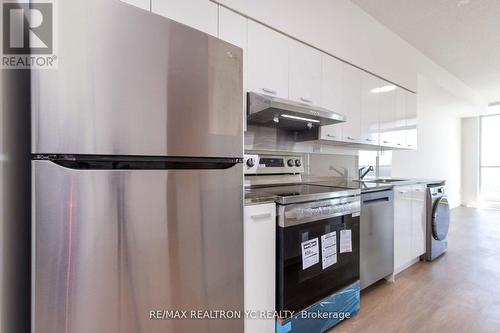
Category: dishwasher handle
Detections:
[
  {"x1": 362, "y1": 197, "x2": 390, "y2": 205},
  {"x1": 361, "y1": 190, "x2": 394, "y2": 206}
]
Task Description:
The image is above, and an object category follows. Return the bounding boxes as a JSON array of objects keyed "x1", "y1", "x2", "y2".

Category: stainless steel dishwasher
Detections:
[{"x1": 360, "y1": 189, "x2": 394, "y2": 289}]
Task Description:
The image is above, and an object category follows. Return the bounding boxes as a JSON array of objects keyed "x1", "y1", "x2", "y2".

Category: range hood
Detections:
[{"x1": 247, "y1": 92, "x2": 346, "y2": 131}]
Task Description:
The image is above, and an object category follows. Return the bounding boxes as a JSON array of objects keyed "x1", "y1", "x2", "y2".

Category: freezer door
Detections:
[
  {"x1": 32, "y1": 161, "x2": 244, "y2": 333},
  {"x1": 32, "y1": 0, "x2": 243, "y2": 157}
]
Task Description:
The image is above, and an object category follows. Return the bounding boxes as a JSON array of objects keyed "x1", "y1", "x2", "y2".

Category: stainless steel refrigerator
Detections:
[{"x1": 31, "y1": 1, "x2": 244, "y2": 332}]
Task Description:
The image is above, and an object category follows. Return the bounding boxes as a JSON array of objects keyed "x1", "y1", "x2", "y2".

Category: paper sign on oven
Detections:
[
  {"x1": 340, "y1": 229, "x2": 352, "y2": 253},
  {"x1": 301, "y1": 238, "x2": 319, "y2": 270},
  {"x1": 321, "y1": 231, "x2": 337, "y2": 269}
]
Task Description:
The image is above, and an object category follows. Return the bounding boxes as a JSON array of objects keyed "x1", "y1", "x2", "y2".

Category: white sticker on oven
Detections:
[
  {"x1": 321, "y1": 231, "x2": 337, "y2": 269},
  {"x1": 340, "y1": 229, "x2": 352, "y2": 253},
  {"x1": 301, "y1": 238, "x2": 319, "y2": 270}
]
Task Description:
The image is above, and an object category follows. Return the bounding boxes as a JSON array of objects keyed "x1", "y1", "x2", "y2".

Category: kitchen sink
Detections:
[{"x1": 362, "y1": 178, "x2": 409, "y2": 183}]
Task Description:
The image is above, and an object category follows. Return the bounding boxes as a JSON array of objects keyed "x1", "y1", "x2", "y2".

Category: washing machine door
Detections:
[{"x1": 432, "y1": 196, "x2": 450, "y2": 240}]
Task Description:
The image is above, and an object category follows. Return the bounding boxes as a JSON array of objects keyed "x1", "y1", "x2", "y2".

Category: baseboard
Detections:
[
  {"x1": 394, "y1": 257, "x2": 421, "y2": 276},
  {"x1": 461, "y1": 202, "x2": 500, "y2": 209}
]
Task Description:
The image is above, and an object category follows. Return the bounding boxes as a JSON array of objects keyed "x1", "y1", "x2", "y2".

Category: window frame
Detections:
[{"x1": 479, "y1": 113, "x2": 500, "y2": 202}]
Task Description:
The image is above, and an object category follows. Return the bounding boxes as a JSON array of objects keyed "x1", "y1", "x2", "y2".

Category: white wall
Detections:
[{"x1": 461, "y1": 117, "x2": 480, "y2": 206}]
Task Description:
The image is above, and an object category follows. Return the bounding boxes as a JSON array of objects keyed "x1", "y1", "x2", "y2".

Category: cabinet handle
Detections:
[
  {"x1": 261, "y1": 88, "x2": 277, "y2": 95},
  {"x1": 383, "y1": 140, "x2": 391, "y2": 144},
  {"x1": 347, "y1": 136, "x2": 356, "y2": 141},
  {"x1": 327, "y1": 134, "x2": 337, "y2": 138},
  {"x1": 250, "y1": 213, "x2": 272, "y2": 221},
  {"x1": 365, "y1": 138, "x2": 373, "y2": 142},
  {"x1": 300, "y1": 97, "x2": 313, "y2": 104},
  {"x1": 397, "y1": 143, "x2": 402, "y2": 146}
]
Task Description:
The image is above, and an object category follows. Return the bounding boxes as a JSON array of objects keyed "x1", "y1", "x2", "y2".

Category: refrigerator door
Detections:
[
  {"x1": 32, "y1": 160, "x2": 244, "y2": 333},
  {"x1": 31, "y1": 0, "x2": 243, "y2": 157}
]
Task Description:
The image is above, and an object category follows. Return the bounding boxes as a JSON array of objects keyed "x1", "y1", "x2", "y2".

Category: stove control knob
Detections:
[
  {"x1": 287, "y1": 159, "x2": 295, "y2": 167},
  {"x1": 246, "y1": 158, "x2": 255, "y2": 168},
  {"x1": 295, "y1": 159, "x2": 302, "y2": 167}
]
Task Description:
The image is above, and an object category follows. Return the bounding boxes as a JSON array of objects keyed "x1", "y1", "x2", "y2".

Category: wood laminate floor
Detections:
[{"x1": 330, "y1": 206, "x2": 500, "y2": 333}]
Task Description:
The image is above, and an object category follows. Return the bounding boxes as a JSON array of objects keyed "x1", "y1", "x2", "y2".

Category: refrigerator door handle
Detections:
[{"x1": 33, "y1": 154, "x2": 243, "y2": 170}]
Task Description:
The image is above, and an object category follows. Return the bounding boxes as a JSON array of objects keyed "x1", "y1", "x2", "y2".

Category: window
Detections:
[{"x1": 480, "y1": 114, "x2": 500, "y2": 201}]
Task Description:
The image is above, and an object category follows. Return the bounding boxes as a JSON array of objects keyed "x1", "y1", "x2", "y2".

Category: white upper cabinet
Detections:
[
  {"x1": 319, "y1": 55, "x2": 343, "y2": 141},
  {"x1": 239, "y1": 13, "x2": 418, "y2": 149},
  {"x1": 120, "y1": 0, "x2": 150, "y2": 11},
  {"x1": 377, "y1": 81, "x2": 398, "y2": 148},
  {"x1": 218, "y1": 8, "x2": 248, "y2": 129},
  {"x1": 378, "y1": 84, "x2": 414, "y2": 149},
  {"x1": 289, "y1": 40, "x2": 322, "y2": 105},
  {"x1": 218, "y1": 7, "x2": 247, "y2": 50},
  {"x1": 340, "y1": 65, "x2": 362, "y2": 143},
  {"x1": 151, "y1": 0, "x2": 218, "y2": 36},
  {"x1": 247, "y1": 20, "x2": 290, "y2": 99},
  {"x1": 360, "y1": 73, "x2": 380, "y2": 145},
  {"x1": 394, "y1": 87, "x2": 407, "y2": 149},
  {"x1": 406, "y1": 91, "x2": 418, "y2": 150},
  {"x1": 320, "y1": 55, "x2": 343, "y2": 112}
]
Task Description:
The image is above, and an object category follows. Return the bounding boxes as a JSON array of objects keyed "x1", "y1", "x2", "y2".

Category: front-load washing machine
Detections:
[{"x1": 425, "y1": 185, "x2": 450, "y2": 261}]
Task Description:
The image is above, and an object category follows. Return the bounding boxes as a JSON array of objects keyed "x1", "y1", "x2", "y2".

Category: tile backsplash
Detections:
[
  {"x1": 246, "y1": 149, "x2": 359, "y2": 180},
  {"x1": 358, "y1": 150, "x2": 393, "y2": 179},
  {"x1": 245, "y1": 125, "x2": 394, "y2": 180},
  {"x1": 307, "y1": 153, "x2": 358, "y2": 179},
  {"x1": 245, "y1": 125, "x2": 361, "y2": 155}
]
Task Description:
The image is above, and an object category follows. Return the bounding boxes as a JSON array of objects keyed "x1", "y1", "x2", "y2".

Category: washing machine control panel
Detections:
[{"x1": 429, "y1": 186, "x2": 445, "y2": 196}]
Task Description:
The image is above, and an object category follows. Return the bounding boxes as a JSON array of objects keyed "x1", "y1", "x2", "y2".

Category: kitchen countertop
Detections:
[
  {"x1": 245, "y1": 177, "x2": 446, "y2": 205},
  {"x1": 244, "y1": 188, "x2": 278, "y2": 206},
  {"x1": 308, "y1": 178, "x2": 446, "y2": 194}
]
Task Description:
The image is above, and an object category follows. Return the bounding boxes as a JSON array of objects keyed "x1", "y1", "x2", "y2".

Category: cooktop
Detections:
[{"x1": 255, "y1": 183, "x2": 361, "y2": 205}]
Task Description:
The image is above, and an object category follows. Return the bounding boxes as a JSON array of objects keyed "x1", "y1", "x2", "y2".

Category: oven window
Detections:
[{"x1": 277, "y1": 214, "x2": 360, "y2": 313}]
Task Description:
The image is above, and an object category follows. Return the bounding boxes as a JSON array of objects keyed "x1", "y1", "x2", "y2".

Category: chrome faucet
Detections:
[{"x1": 359, "y1": 166, "x2": 374, "y2": 180}]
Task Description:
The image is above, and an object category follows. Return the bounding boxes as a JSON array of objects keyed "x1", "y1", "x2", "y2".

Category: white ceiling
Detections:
[{"x1": 351, "y1": 0, "x2": 500, "y2": 104}]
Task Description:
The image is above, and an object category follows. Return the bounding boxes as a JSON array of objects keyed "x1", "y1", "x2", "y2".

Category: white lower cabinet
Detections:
[
  {"x1": 410, "y1": 185, "x2": 426, "y2": 257},
  {"x1": 244, "y1": 203, "x2": 276, "y2": 333},
  {"x1": 394, "y1": 184, "x2": 426, "y2": 273},
  {"x1": 394, "y1": 186, "x2": 412, "y2": 271}
]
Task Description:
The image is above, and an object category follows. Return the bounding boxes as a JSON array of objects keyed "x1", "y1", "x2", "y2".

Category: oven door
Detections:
[{"x1": 276, "y1": 198, "x2": 360, "y2": 313}]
